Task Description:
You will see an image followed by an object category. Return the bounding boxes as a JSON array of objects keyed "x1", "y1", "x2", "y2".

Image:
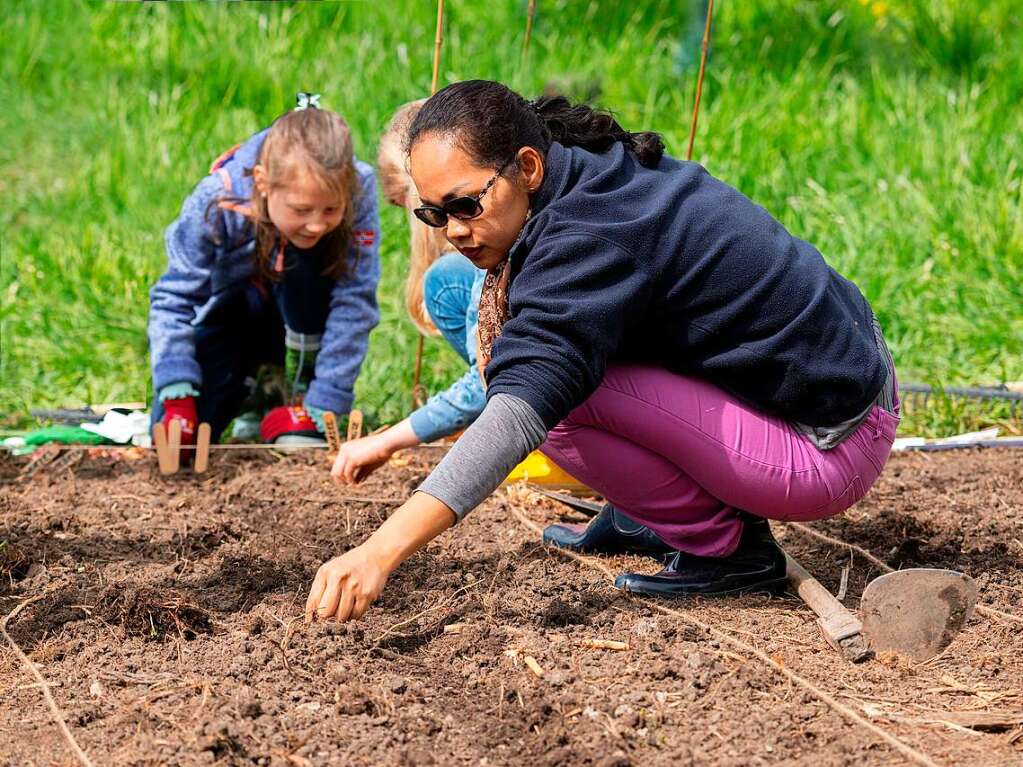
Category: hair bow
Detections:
[{"x1": 295, "y1": 92, "x2": 321, "y2": 111}]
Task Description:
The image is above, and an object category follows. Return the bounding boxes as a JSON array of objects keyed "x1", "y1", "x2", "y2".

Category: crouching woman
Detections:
[{"x1": 305, "y1": 80, "x2": 898, "y2": 621}]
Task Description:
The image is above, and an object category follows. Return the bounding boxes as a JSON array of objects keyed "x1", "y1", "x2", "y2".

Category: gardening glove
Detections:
[{"x1": 158, "y1": 383, "x2": 199, "y2": 461}]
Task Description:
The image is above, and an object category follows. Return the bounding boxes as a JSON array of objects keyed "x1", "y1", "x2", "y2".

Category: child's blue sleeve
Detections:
[
  {"x1": 148, "y1": 174, "x2": 225, "y2": 392},
  {"x1": 305, "y1": 164, "x2": 382, "y2": 415},
  {"x1": 408, "y1": 367, "x2": 488, "y2": 443},
  {"x1": 408, "y1": 269, "x2": 487, "y2": 442}
]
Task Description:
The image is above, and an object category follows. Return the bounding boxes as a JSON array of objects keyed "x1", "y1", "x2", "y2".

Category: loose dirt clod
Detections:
[
  {"x1": 95, "y1": 584, "x2": 213, "y2": 640},
  {"x1": 0, "y1": 540, "x2": 31, "y2": 583}
]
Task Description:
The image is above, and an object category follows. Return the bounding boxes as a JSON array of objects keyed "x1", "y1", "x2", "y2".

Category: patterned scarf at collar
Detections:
[
  {"x1": 475, "y1": 257, "x2": 513, "y2": 386},
  {"x1": 475, "y1": 205, "x2": 534, "y2": 386}
]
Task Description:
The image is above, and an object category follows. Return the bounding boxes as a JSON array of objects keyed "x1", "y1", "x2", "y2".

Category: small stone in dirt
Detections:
[
  {"x1": 631, "y1": 617, "x2": 659, "y2": 637},
  {"x1": 388, "y1": 675, "x2": 408, "y2": 695},
  {"x1": 546, "y1": 670, "x2": 571, "y2": 687},
  {"x1": 648, "y1": 661, "x2": 677, "y2": 680},
  {"x1": 614, "y1": 704, "x2": 640, "y2": 728},
  {"x1": 539, "y1": 598, "x2": 589, "y2": 628},
  {"x1": 686, "y1": 651, "x2": 704, "y2": 669},
  {"x1": 88, "y1": 680, "x2": 105, "y2": 698},
  {"x1": 245, "y1": 615, "x2": 265, "y2": 635},
  {"x1": 401, "y1": 747, "x2": 435, "y2": 765},
  {"x1": 544, "y1": 746, "x2": 574, "y2": 766}
]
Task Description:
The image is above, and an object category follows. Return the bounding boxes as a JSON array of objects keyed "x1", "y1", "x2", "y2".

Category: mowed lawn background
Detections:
[{"x1": 1, "y1": 0, "x2": 1021, "y2": 436}]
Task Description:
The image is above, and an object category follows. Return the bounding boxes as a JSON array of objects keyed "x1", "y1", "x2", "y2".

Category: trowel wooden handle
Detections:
[{"x1": 785, "y1": 552, "x2": 865, "y2": 652}]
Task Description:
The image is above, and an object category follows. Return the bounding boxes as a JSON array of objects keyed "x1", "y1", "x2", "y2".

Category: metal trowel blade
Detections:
[{"x1": 860, "y1": 568, "x2": 977, "y2": 662}]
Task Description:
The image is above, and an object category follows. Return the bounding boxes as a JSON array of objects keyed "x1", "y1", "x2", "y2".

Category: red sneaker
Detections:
[{"x1": 260, "y1": 405, "x2": 324, "y2": 444}]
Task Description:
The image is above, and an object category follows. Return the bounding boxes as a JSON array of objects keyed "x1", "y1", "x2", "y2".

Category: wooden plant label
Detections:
[
  {"x1": 152, "y1": 423, "x2": 174, "y2": 475},
  {"x1": 167, "y1": 419, "x2": 182, "y2": 474},
  {"x1": 346, "y1": 409, "x2": 363, "y2": 442},
  {"x1": 323, "y1": 411, "x2": 341, "y2": 460},
  {"x1": 194, "y1": 423, "x2": 212, "y2": 473}
]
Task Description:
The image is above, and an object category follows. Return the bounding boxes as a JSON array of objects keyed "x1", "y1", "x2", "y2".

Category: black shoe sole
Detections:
[
  {"x1": 542, "y1": 527, "x2": 674, "y2": 558},
  {"x1": 615, "y1": 574, "x2": 789, "y2": 599},
  {"x1": 543, "y1": 539, "x2": 674, "y2": 557}
]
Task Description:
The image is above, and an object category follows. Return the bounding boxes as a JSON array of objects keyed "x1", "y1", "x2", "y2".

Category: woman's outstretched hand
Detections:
[
  {"x1": 305, "y1": 543, "x2": 388, "y2": 621},
  {"x1": 330, "y1": 419, "x2": 421, "y2": 485},
  {"x1": 304, "y1": 491, "x2": 457, "y2": 624}
]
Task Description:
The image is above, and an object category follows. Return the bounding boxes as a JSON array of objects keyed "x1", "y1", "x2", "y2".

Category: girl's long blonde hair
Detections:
[
  {"x1": 235, "y1": 108, "x2": 358, "y2": 282},
  {"x1": 378, "y1": 99, "x2": 446, "y2": 336}
]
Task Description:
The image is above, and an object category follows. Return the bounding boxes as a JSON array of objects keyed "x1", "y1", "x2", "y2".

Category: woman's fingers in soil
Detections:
[
  {"x1": 352, "y1": 595, "x2": 370, "y2": 621},
  {"x1": 304, "y1": 568, "x2": 328, "y2": 622},
  {"x1": 317, "y1": 573, "x2": 345, "y2": 620},
  {"x1": 305, "y1": 547, "x2": 387, "y2": 624},
  {"x1": 335, "y1": 588, "x2": 356, "y2": 623}
]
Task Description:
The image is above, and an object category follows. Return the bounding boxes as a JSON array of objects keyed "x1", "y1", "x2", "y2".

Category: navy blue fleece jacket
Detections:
[{"x1": 485, "y1": 141, "x2": 885, "y2": 431}]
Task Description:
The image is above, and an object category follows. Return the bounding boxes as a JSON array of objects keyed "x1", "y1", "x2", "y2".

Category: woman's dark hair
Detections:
[{"x1": 405, "y1": 80, "x2": 664, "y2": 170}]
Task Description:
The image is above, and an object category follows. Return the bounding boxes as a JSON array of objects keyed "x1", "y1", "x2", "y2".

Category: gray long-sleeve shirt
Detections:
[{"x1": 417, "y1": 393, "x2": 547, "y2": 520}]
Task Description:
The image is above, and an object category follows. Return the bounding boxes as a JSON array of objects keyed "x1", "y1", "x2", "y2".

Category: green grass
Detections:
[{"x1": 1, "y1": 0, "x2": 1021, "y2": 437}]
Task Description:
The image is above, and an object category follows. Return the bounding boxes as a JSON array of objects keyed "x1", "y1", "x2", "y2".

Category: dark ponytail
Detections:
[
  {"x1": 406, "y1": 80, "x2": 664, "y2": 171},
  {"x1": 531, "y1": 95, "x2": 664, "y2": 168}
]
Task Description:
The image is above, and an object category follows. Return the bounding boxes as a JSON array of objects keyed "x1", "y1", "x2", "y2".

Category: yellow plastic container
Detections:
[{"x1": 502, "y1": 450, "x2": 589, "y2": 491}]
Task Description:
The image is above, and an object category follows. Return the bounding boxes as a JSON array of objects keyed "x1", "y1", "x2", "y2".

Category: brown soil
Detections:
[{"x1": 1, "y1": 447, "x2": 1022, "y2": 766}]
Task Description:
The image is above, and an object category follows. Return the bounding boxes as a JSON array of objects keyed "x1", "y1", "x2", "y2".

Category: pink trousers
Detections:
[{"x1": 539, "y1": 364, "x2": 899, "y2": 557}]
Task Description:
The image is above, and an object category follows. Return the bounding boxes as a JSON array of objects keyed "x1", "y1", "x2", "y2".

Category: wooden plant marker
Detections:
[
  {"x1": 152, "y1": 423, "x2": 175, "y2": 475},
  {"x1": 194, "y1": 423, "x2": 212, "y2": 473},
  {"x1": 167, "y1": 419, "x2": 182, "y2": 474},
  {"x1": 346, "y1": 409, "x2": 363, "y2": 442},
  {"x1": 322, "y1": 411, "x2": 341, "y2": 462}
]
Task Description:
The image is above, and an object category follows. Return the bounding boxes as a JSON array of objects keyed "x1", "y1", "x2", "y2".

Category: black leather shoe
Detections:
[
  {"x1": 542, "y1": 504, "x2": 675, "y2": 557},
  {"x1": 614, "y1": 516, "x2": 787, "y2": 598}
]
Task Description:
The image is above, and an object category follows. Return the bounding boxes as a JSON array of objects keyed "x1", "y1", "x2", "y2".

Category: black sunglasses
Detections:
[{"x1": 413, "y1": 158, "x2": 512, "y2": 228}]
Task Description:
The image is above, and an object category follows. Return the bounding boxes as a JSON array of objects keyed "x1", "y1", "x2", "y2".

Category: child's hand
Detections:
[
  {"x1": 330, "y1": 433, "x2": 394, "y2": 485},
  {"x1": 305, "y1": 542, "x2": 390, "y2": 622}
]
